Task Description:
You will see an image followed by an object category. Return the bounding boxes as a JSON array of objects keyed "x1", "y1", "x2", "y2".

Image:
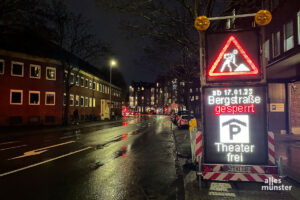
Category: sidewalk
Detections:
[{"x1": 0, "y1": 119, "x2": 124, "y2": 141}]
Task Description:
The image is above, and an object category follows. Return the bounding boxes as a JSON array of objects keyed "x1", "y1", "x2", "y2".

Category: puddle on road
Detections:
[{"x1": 114, "y1": 145, "x2": 128, "y2": 158}]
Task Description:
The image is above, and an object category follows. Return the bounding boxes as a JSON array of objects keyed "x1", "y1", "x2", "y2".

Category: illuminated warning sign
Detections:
[
  {"x1": 203, "y1": 86, "x2": 268, "y2": 165},
  {"x1": 206, "y1": 31, "x2": 261, "y2": 82}
]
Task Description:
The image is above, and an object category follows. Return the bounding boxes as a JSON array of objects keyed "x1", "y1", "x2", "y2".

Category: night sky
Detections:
[{"x1": 65, "y1": 0, "x2": 162, "y2": 85}]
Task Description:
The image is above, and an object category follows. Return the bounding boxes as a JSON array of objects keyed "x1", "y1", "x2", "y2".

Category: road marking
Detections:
[
  {"x1": 0, "y1": 147, "x2": 92, "y2": 177},
  {"x1": 60, "y1": 135, "x2": 75, "y2": 140},
  {"x1": 0, "y1": 141, "x2": 20, "y2": 146},
  {"x1": 8, "y1": 141, "x2": 75, "y2": 160},
  {"x1": 0, "y1": 145, "x2": 27, "y2": 151}
]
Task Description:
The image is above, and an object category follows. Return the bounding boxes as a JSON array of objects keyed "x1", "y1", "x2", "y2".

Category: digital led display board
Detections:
[
  {"x1": 203, "y1": 85, "x2": 268, "y2": 165},
  {"x1": 206, "y1": 31, "x2": 261, "y2": 82}
]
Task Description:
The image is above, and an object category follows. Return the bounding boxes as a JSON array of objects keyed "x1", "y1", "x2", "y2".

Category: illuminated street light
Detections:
[{"x1": 109, "y1": 59, "x2": 117, "y2": 119}]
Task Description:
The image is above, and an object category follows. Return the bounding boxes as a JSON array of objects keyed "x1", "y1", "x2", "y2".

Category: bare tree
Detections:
[{"x1": 46, "y1": 0, "x2": 109, "y2": 125}]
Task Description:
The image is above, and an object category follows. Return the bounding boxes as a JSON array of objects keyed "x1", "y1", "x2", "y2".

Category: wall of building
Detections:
[
  {"x1": 0, "y1": 51, "x2": 63, "y2": 126},
  {"x1": 290, "y1": 82, "x2": 300, "y2": 134}
]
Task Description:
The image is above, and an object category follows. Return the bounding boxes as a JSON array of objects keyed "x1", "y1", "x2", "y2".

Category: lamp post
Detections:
[{"x1": 109, "y1": 59, "x2": 117, "y2": 119}]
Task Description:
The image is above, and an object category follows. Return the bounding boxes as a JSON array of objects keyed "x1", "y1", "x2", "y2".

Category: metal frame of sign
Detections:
[
  {"x1": 205, "y1": 29, "x2": 262, "y2": 83},
  {"x1": 202, "y1": 84, "x2": 269, "y2": 165}
]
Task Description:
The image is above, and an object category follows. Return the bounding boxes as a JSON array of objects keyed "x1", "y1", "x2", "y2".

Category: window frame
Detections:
[
  {"x1": 283, "y1": 20, "x2": 294, "y2": 52},
  {"x1": 29, "y1": 90, "x2": 40, "y2": 106},
  {"x1": 75, "y1": 95, "x2": 80, "y2": 107},
  {"x1": 75, "y1": 75, "x2": 79, "y2": 86},
  {"x1": 70, "y1": 73, "x2": 74, "y2": 84},
  {"x1": 80, "y1": 96, "x2": 84, "y2": 107},
  {"x1": 46, "y1": 66, "x2": 56, "y2": 81},
  {"x1": 45, "y1": 92, "x2": 56, "y2": 106},
  {"x1": 69, "y1": 94, "x2": 74, "y2": 106},
  {"x1": 272, "y1": 31, "x2": 281, "y2": 58},
  {"x1": 298, "y1": 11, "x2": 300, "y2": 45},
  {"x1": 11, "y1": 61, "x2": 24, "y2": 77},
  {"x1": 29, "y1": 64, "x2": 41, "y2": 79},
  {"x1": 0, "y1": 59, "x2": 5, "y2": 75},
  {"x1": 10, "y1": 89, "x2": 23, "y2": 105},
  {"x1": 85, "y1": 97, "x2": 89, "y2": 107},
  {"x1": 85, "y1": 79, "x2": 89, "y2": 88},
  {"x1": 80, "y1": 77, "x2": 84, "y2": 87}
]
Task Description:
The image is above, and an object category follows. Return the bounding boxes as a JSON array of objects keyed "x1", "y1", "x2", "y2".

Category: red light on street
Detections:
[
  {"x1": 122, "y1": 122, "x2": 128, "y2": 126},
  {"x1": 208, "y1": 35, "x2": 259, "y2": 77}
]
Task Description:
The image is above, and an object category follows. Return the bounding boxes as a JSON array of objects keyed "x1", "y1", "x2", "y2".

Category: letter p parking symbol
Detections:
[{"x1": 219, "y1": 115, "x2": 249, "y2": 143}]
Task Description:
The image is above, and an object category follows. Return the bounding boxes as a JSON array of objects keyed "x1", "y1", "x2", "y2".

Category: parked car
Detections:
[
  {"x1": 177, "y1": 115, "x2": 190, "y2": 129},
  {"x1": 175, "y1": 110, "x2": 190, "y2": 124}
]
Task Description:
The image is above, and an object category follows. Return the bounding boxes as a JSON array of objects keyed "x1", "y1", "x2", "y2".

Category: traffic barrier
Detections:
[
  {"x1": 203, "y1": 172, "x2": 278, "y2": 182},
  {"x1": 268, "y1": 131, "x2": 275, "y2": 165},
  {"x1": 195, "y1": 131, "x2": 203, "y2": 162}
]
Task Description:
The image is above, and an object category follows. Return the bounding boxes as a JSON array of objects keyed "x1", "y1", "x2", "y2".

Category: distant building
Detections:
[
  {"x1": 129, "y1": 76, "x2": 201, "y2": 116},
  {"x1": 129, "y1": 81, "x2": 155, "y2": 113}
]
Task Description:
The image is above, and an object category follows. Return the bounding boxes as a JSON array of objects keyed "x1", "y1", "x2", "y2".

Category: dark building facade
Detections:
[{"x1": 263, "y1": 0, "x2": 300, "y2": 135}]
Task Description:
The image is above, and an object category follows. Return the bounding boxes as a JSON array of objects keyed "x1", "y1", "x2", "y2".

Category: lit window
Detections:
[
  {"x1": 45, "y1": 92, "x2": 55, "y2": 105},
  {"x1": 89, "y1": 80, "x2": 93, "y2": 89},
  {"x1": 63, "y1": 93, "x2": 66, "y2": 106},
  {"x1": 29, "y1": 91, "x2": 40, "y2": 105},
  {"x1": 75, "y1": 75, "x2": 79, "y2": 86},
  {"x1": 284, "y1": 21, "x2": 294, "y2": 51},
  {"x1": 272, "y1": 31, "x2": 280, "y2": 57},
  {"x1": 0, "y1": 59, "x2": 4, "y2": 74},
  {"x1": 89, "y1": 97, "x2": 93, "y2": 107},
  {"x1": 142, "y1": 87, "x2": 144, "y2": 90},
  {"x1": 191, "y1": 96, "x2": 194, "y2": 101},
  {"x1": 196, "y1": 95, "x2": 199, "y2": 100},
  {"x1": 46, "y1": 67, "x2": 56, "y2": 80},
  {"x1": 100, "y1": 84, "x2": 103, "y2": 92},
  {"x1": 70, "y1": 73, "x2": 74, "y2": 84},
  {"x1": 97, "y1": 83, "x2": 99, "y2": 91},
  {"x1": 298, "y1": 11, "x2": 300, "y2": 45},
  {"x1": 70, "y1": 94, "x2": 74, "y2": 106},
  {"x1": 85, "y1": 97, "x2": 89, "y2": 107},
  {"x1": 190, "y1": 88, "x2": 193, "y2": 93},
  {"x1": 75, "y1": 95, "x2": 79, "y2": 106},
  {"x1": 10, "y1": 89, "x2": 23, "y2": 105},
  {"x1": 264, "y1": 39, "x2": 270, "y2": 61},
  {"x1": 11, "y1": 61, "x2": 24, "y2": 77},
  {"x1": 93, "y1": 98, "x2": 96, "y2": 107},
  {"x1": 80, "y1": 77, "x2": 84, "y2": 87},
  {"x1": 85, "y1": 79, "x2": 88, "y2": 88},
  {"x1": 30, "y1": 64, "x2": 41, "y2": 79},
  {"x1": 80, "y1": 96, "x2": 84, "y2": 107}
]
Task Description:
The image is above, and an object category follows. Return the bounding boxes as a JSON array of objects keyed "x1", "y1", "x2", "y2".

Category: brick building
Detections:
[{"x1": 0, "y1": 32, "x2": 122, "y2": 126}]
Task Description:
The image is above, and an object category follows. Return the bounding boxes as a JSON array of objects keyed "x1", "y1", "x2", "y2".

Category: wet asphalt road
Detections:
[{"x1": 0, "y1": 116, "x2": 183, "y2": 200}]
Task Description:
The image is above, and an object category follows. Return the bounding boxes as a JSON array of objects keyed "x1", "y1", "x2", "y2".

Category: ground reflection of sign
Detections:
[
  {"x1": 204, "y1": 86, "x2": 268, "y2": 165},
  {"x1": 206, "y1": 31, "x2": 261, "y2": 82},
  {"x1": 220, "y1": 115, "x2": 249, "y2": 143}
]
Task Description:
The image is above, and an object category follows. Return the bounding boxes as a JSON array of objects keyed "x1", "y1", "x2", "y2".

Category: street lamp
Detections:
[{"x1": 109, "y1": 59, "x2": 117, "y2": 119}]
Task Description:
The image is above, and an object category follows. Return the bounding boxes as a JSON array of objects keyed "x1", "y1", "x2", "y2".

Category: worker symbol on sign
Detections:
[
  {"x1": 220, "y1": 49, "x2": 250, "y2": 72},
  {"x1": 219, "y1": 115, "x2": 249, "y2": 143}
]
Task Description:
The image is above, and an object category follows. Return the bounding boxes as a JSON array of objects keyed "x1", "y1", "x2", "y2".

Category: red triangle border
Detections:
[{"x1": 208, "y1": 35, "x2": 259, "y2": 77}]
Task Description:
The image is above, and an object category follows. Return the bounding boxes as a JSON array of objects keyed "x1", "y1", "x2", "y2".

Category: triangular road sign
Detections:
[{"x1": 208, "y1": 35, "x2": 259, "y2": 77}]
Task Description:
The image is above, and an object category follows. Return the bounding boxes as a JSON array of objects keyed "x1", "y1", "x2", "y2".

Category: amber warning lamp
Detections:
[
  {"x1": 194, "y1": 16, "x2": 210, "y2": 31},
  {"x1": 255, "y1": 10, "x2": 272, "y2": 26}
]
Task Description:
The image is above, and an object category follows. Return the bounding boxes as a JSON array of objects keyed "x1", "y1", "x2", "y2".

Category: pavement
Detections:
[{"x1": 171, "y1": 123, "x2": 300, "y2": 200}]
